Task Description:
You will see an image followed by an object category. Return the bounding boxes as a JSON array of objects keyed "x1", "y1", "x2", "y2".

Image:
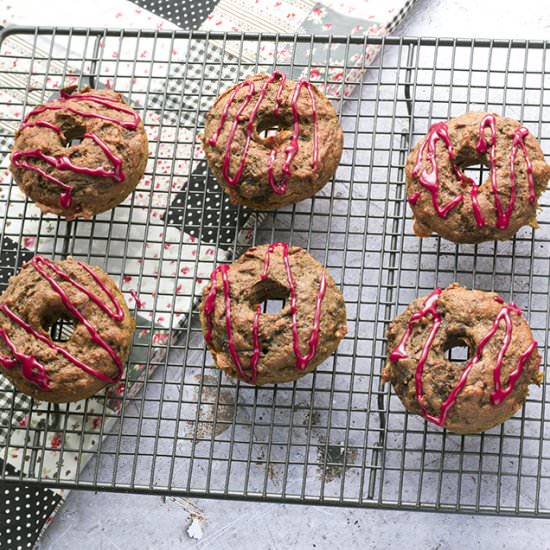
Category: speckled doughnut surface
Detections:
[
  {"x1": 200, "y1": 243, "x2": 347, "y2": 385},
  {"x1": 0, "y1": 256, "x2": 135, "y2": 403},
  {"x1": 202, "y1": 73, "x2": 343, "y2": 210},
  {"x1": 10, "y1": 86, "x2": 148, "y2": 219},
  {"x1": 383, "y1": 284, "x2": 541, "y2": 434},
  {"x1": 406, "y1": 112, "x2": 550, "y2": 243}
]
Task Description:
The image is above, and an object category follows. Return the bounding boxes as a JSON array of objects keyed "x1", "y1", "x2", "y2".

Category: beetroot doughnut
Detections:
[
  {"x1": 201, "y1": 72, "x2": 343, "y2": 210},
  {"x1": 199, "y1": 243, "x2": 347, "y2": 385},
  {"x1": 383, "y1": 284, "x2": 541, "y2": 434},
  {"x1": 0, "y1": 256, "x2": 135, "y2": 403},
  {"x1": 405, "y1": 112, "x2": 550, "y2": 243},
  {"x1": 10, "y1": 86, "x2": 148, "y2": 219}
]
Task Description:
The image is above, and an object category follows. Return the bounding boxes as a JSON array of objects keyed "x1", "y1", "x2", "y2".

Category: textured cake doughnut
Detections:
[
  {"x1": 383, "y1": 284, "x2": 541, "y2": 434},
  {"x1": 10, "y1": 86, "x2": 148, "y2": 219},
  {"x1": 0, "y1": 256, "x2": 135, "y2": 403},
  {"x1": 405, "y1": 112, "x2": 550, "y2": 243},
  {"x1": 201, "y1": 72, "x2": 343, "y2": 210},
  {"x1": 199, "y1": 243, "x2": 347, "y2": 385}
]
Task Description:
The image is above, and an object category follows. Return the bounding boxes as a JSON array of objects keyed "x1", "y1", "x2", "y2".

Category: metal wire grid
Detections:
[{"x1": 0, "y1": 29, "x2": 549, "y2": 517}]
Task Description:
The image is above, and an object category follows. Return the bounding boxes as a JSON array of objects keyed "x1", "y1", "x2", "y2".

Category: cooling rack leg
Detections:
[
  {"x1": 404, "y1": 43, "x2": 415, "y2": 117},
  {"x1": 368, "y1": 45, "x2": 414, "y2": 499},
  {"x1": 368, "y1": 128, "x2": 410, "y2": 500}
]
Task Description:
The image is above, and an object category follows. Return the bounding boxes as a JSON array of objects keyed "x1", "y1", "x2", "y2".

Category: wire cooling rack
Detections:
[{"x1": 1, "y1": 28, "x2": 550, "y2": 518}]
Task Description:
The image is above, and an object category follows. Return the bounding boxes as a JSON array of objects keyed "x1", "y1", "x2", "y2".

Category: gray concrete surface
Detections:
[{"x1": 7, "y1": 0, "x2": 550, "y2": 548}]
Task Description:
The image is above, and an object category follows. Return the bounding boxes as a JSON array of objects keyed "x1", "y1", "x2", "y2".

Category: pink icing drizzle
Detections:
[
  {"x1": 0, "y1": 326, "x2": 50, "y2": 390},
  {"x1": 510, "y1": 126, "x2": 535, "y2": 204},
  {"x1": 130, "y1": 289, "x2": 143, "y2": 309},
  {"x1": 204, "y1": 243, "x2": 327, "y2": 382},
  {"x1": 0, "y1": 256, "x2": 127, "y2": 390},
  {"x1": 273, "y1": 243, "x2": 327, "y2": 370},
  {"x1": 27, "y1": 90, "x2": 140, "y2": 129},
  {"x1": 20, "y1": 120, "x2": 64, "y2": 134},
  {"x1": 475, "y1": 114, "x2": 510, "y2": 229},
  {"x1": 412, "y1": 122, "x2": 485, "y2": 227},
  {"x1": 208, "y1": 72, "x2": 318, "y2": 195},
  {"x1": 476, "y1": 114, "x2": 535, "y2": 229},
  {"x1": 203, "y1": 263, "x2": 260, "y2": 383},
  {"x1": 267, "y1": 80, "x2": 318, "y2": 194},
  {"x1": 412, "y1": 122, "x2": 465, "y2": 218},
  {"x1": 407, "y1": 190, "x2": 422, "y2": 205},
  {"x1": 411, "y1": 115, "x2": 536, "y2": 231},
  {"x1": 12, "y1": 90, "x2": 140, "y2": 209},
  {"x1": 389, "y1": 288, "x2": 537, "y2": 427}
]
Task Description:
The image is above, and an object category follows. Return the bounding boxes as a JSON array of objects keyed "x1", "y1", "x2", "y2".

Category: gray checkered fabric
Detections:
[
  {"x1": 0, "y1": 377, "x2": 32, "y2": 447},
  {"x1": 148, "y1": 41, "x2": 239, "y2": 128}
]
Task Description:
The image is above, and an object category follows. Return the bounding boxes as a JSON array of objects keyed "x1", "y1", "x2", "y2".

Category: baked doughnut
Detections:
[
  {"x1": 10, "y1": 86, "x2": 148, "y2": 219},
  {"x1": 383, "y1": 284, "x2": 540, "y2": 434},
  {"x1": 0, "y1": 256, "x2": 135, "y2": 403},
  {"x1": 202, "y1": 72, "x2": 343, "y2": 210},
  {"x1": 405, "y1": 112, "x2": 550, "y2": 243},
  {"x1": 199, "y1": 243, "x2": 347, "y2": 385}
]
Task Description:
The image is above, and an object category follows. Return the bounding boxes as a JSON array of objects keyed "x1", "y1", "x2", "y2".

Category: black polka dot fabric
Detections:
[
  {"x1": 0, "y1": 461, "x2": 62, "y2": 550},
  {"x1": 163, "y1": 160, "x2": 250, "y2": 246},
  {"x1": 0, "y1": 237, "x2": 33, "y2": 291},
  {"x1": 133, "y1": 0, "x2": 219, "y2": 29}
]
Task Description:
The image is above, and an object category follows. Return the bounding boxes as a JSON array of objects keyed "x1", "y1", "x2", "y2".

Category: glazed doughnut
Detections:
[
  {"x1": 199, "y1": 243, "x2": 347, "y2": 385},
  {"x1": 10, "y1": 86, "x2": 148, "y2": 219},
  {"x1": 383, "y1": 284, "x2": 541, "y2": 434},
  {"x1": 405, "y1": 112, "x2": 550, "y2": 243},
  {"x1": 202, "y1": 72, "x2": 343, "y2": 210},
  {"x1": 0, "y1": 256, "x2": 135, "y2": 403}
]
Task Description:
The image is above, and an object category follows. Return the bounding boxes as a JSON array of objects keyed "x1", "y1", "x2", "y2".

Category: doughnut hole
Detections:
[
  {"x1": 248, "y1": 278, "x2": 290, "y2": 354},
  {"x1": 453, "y1": 143, "x2": 491, "y2": 189},
  {"x1": 461, "y1": 164, "x2": 484, "y2": 185},
  {"x1": 255, "y1": 113, "x2": 290, "y2": 140},
  {"x1": 62, "y1": 123, "x2": 87, "y2": 147},
  {"x1": 424, "y1": 331, "x2": 476, "y2": 407},
  {"x1": 443, "y1": 331, "x2": 474, "y2": 365},
  {"x1": 248, "y1": 278, "x2": 289, "y2": 314},
  {"x1": 423, "y1": 329, "x2": 475, "y2": 415},
  {"x1": 40, "y1": 306, "x2": 77, "y2": 343},
  {"x1": 48, "y1": 318, "x2": 77, "y2": 342}
]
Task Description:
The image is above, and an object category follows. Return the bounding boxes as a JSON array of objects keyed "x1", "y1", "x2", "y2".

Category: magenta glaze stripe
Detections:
[
  {"x1": 390, "y1": 289, "x2": 537, "y2": 427},
  {"x1": 0, "y1": 304, "x2": 118, "y2": 387},
  {"x1": 219, "y1": 73, "x2": 286, "y2": 187},
  {"x1": 267, "y1": 79, "x2": 318, "y2": 195},
  {"x1": 208, "y1": 72, "x2": 319, "y2": 195},
  {"x1": 0, "y1": 256, "x2": 127, "y2": 390},
  {"x1": 276, "y1": 243, "x2": 327, "y2": 370},
  {"x1": 510, "y1": 127, "x2": 535, "y2": 203},
  {"x1": 204, "y1": 243, "x2": 328, "y2": 381},
  {"x1": 14, "y1": 90, "x2": 140, "y2": 209},
  {"x1": 37, "y1": 257, "x2": 126, "y2": 321},
  {"x1": 12, "y1": 140, "x2": 124, "y2": 183},
  {"x1": 0, "y1": 325, "x2": 50, "y2": 390},
  {"x1": 129, "y1": 289, "x2": 144, "y2": 309},
  {"x1": 411, "y1": 116, "x2": 536, "y2": 230},
  {"x1": 411, "y1": 121, "x2": 484, "y2": 225},
  {"x1": 411, "y1": 123, "x2": 464, "y2": 218},
  {"x1": 19, "y1": 120, "x2": 63, "y2": 134},
  {"x1": 25, "y1": 91, "x2": 140, "y2": 130},
  {"x1": 203, "y1": 263, "x2": 258, "y2": 383},
  {"x1": 10, "y1": 151, "x2": 74, "y2": 209},
  {"x1": 476, "y1": 113, "x2": 535, "y2": 229}
]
